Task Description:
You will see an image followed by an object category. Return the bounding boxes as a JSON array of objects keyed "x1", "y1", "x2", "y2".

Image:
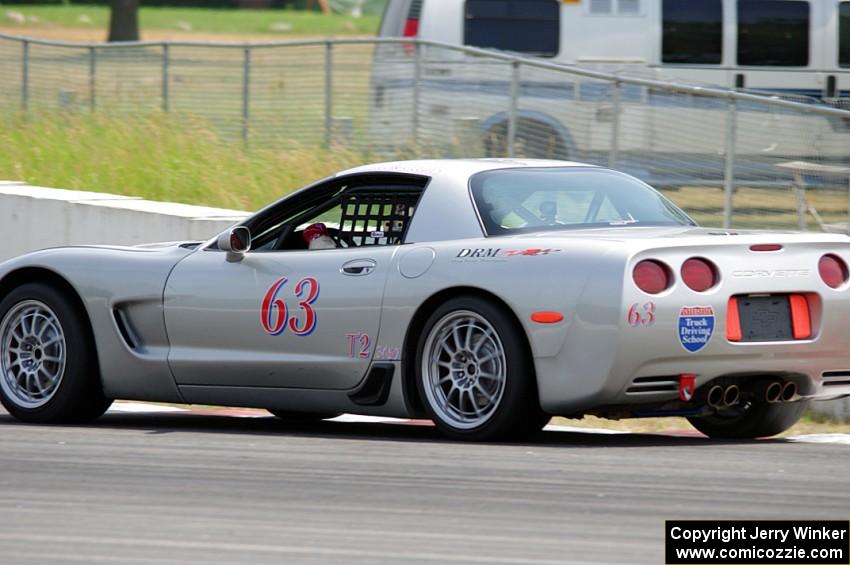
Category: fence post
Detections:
[
  {"x1": 507, "y1": 60, "x2": 520, "y2": 158},
  {"x1": 21, "y1": 39, "x2": 29, "y2": 111},
  {"x1": 608, "y1": 80, "x2": 621, "y2": 169},
  {"x1": 89, "y1": 46, "x2": 97, "y2": 112},
  {"x1": 412, "y1": 42, "x2": 422, "y2": 150},
  {"x1": 722, "y1": 98, "x2": 737, "y2": 229},
  {"x1": 324, "y1": 41, "x2": 333, "y2": 148},
  {"x1": 242, "y1": 47, "x2": 251, "y2": 146},
  {"x1": 162, "y1": 44, "x2": 170, "y2": 112}
]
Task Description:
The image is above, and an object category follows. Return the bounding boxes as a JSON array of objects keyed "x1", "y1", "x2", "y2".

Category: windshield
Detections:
[{"x1": 470, "y1": 167, "x2": 695, "y2": 236}]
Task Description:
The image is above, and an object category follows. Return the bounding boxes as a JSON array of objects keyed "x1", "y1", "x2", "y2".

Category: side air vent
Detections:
[
  {"x1": 113, "y1": 308, "x2": 140, "y2": 350},
  {"x1": 349, "y1": 363, "x2": 394, "y2": 406},
  {"x1": 822, "y1": 370, "x2": 850, "y2": 387},
  {"x1": 626, "y1": 375, "x2": 680, "y2": 395}
]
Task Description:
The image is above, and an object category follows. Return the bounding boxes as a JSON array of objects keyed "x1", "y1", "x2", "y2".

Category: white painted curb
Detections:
[{"x1": 0, "y1": 180, "x2": 249, "y2": 261}]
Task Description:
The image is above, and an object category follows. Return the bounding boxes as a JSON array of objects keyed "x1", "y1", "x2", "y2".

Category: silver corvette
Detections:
[{"x1": 2, "y1": 159, "x2": 850, "y2": 441}]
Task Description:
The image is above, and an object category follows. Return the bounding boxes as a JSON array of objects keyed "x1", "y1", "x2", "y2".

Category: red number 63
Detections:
[
  {"x1": 261, "y1": 276, "x2": 320, "y2": 336},
  {"x1": 627, "y1": 301, "x2": 656, "y2": 327}
]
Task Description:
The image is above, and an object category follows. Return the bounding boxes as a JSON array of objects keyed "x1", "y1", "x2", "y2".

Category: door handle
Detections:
[{"x1": 341, "y1": 259, "x2": 376, "y2": 276}]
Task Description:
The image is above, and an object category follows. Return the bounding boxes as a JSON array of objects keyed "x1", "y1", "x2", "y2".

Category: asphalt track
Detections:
[{"x1": 0, "y1": 404, "x2": 848, "y2": 565}]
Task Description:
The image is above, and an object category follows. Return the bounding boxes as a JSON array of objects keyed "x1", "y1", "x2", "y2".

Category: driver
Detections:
[
  {"x1": 540, "y1": 201, "x2": 559, "y2": 225},
  {"x1": 303, "y1": 222, "x2": 337, "y2": 250}
]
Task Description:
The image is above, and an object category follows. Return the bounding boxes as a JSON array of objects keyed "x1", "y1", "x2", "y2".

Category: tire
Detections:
[
  {"x1": 415, "y1": 296, "x2": 547, "y2": 441},
  {"x1": 0, "y1": 282, "x2": 111, "y2": 423},
  {"x1": 268, "y1": 410, "x2": 341, "y2": 422},
  {"x1": 687, "y1": 400, "x2": 808, "y2": 439}
]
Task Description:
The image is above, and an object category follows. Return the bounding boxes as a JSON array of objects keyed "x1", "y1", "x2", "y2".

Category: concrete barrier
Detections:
[
  {"x1": 0, "y1": 180, "x2": 847, "y2": 421},
  {"x1": 0, "y1": 181, "x2": 248, "y2": 262}
]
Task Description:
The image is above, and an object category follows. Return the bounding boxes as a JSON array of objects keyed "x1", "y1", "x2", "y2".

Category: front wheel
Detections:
[
  {"x1": 687, "y1": 400, "x2": 808, "y2": 439},
  {"x1": 0, "y1": 283, "x2": 111, "y2": 423},
  {"x1": 415, "y1": 296, "x2": 547, "y2": 441}
]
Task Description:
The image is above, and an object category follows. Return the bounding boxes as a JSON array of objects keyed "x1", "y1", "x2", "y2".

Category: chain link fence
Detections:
[{"x1": 2, "y1": 32, "x2": 850, "y2": 231}]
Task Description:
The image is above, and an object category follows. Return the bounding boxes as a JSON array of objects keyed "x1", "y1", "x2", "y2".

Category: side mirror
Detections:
[{"x1": 218, "y1": 226, "x2": 251, "y2": 261}]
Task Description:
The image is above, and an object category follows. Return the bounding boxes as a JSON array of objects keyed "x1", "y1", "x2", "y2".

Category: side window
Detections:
[
  {"x1": 737, "y1": 0, "x2": 810, "y2": 67},
  {"x1": 337, "y1": 189, "x2": 421, "y2": 247},
  {"x1": 249, "y1": 183, "x2": 424, "y2": 252},
  {"x1": 661, "y1": 0, "x2": 722, "y2": 65},
  {"x1": 464, "y1": 0, "x2": 560, "y2": 57},
  {"x1": 841, "y1": 2, "x2": 850, "y2": 68}
]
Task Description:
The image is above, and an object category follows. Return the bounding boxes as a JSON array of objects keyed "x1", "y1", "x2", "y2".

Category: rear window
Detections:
[
  {"x1": 841, "y1": 2, "x2": 850, "y2": 68},
  {"x1": 661, "y1": 0, "x2": 723, "y2": 65},
  {"x1": 464, "y1": 0, "x2": 560, "y2": 57},
  {"x1": 737, "y1": 0, "x2": 810, "y2": 67},
  {"x1": 470, "y1": 168, "x2": 694, "y2": 236}
]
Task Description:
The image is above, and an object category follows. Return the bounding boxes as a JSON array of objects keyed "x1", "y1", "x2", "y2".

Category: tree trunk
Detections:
[{"x1": 108, "y1": 0, "x2": 140, "y2": 42}]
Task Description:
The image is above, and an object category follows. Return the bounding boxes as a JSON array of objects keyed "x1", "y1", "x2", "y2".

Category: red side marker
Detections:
[{"x1": 531, "y1": 311, "x2": 564, "y2": 324}]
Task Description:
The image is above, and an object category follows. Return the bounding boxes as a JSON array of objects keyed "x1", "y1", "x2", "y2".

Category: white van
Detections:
[
  {"x1": 370, "y1": 0, "x2": 850, "y2": 179},
  {"x1": 379, "y1": 0, "x2": 850, "y2": 97}
]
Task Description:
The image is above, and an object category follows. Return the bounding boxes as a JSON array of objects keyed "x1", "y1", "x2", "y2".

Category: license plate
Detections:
[{"x1": 737, "y1": 295, "x2": 793, "y2": 342}]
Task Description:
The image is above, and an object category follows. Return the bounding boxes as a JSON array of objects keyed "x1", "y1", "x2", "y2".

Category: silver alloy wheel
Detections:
[
  {"x1": 421, "y1": 310, "x2": 507, "y2": 429},
  {"x1": 0, "y1": 300, "x2": 67, "y2": 409}
]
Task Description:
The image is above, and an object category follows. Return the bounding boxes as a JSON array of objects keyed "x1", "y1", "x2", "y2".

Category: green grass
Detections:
[
  {"x1": 0, "y1": 5, "x2": 380, "y2": 37},
  {"x1": 0, "y1": 111, "x2": 372, "y2": 210}
]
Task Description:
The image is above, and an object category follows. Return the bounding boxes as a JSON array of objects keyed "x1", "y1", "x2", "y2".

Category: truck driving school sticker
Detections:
[{"x1": 677, "y1": 306, "x2": 715, "y2": 353}]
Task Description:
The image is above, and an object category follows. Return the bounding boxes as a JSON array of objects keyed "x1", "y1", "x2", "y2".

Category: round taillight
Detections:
[
  {"x1": 819, "y1": 254, "x2": 848, "y2": 289},
  {"x1": 633, "y1": 260, "x2": 671, "y2": 295},
  {"x1": 681, "y1": 257, "x2": 718, "y2": 292}
]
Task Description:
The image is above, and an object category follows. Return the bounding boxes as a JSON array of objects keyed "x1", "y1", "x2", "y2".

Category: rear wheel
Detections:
[
  {"x1": 687, "y1": 400, "x2": 808, "y2": 439},
  {"x1": 415, "y1": 296, "x2": 547, "y2": 441},
  {"x1": 0, "y1": 283, "x2": 111, "y2": 423}
]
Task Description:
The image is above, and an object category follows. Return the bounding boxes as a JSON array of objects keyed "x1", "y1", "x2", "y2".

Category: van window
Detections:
[
  {"x1": 737, "y1": 0, "x2": 809, "y2": 67},
  {"x1": 841, "y1": 2, "x2": 850, "y2": 67},
  {"x1": 464, "y1": 0, "x2": 560, "y2": 57},
  {"x1": 661, "y1": 0, "x2": 723, "y2": 64},
  {"x1": 590, "y1": 0, "x2": 641, "y2": 15}
]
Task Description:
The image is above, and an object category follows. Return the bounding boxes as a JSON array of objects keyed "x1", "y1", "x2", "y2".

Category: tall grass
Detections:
[
  {"x1": 0, "y1": 112, "x2": 372, "y2": 211},
  {"x1": 0, "y1": 6, "x2": 380, "y2": 37}
]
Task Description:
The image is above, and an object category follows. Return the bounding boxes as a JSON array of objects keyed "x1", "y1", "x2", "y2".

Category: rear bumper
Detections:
[{"x1": 536, "y1": 340, "x2": 850, "y2": 415}]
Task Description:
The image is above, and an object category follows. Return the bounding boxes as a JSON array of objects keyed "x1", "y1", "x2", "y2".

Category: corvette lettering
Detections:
[
  {"x1": 731, "y1": 269, "x2": 809, "y2": 278},
  {"x1": 260, "y1": 276, "x2": 320, "y2": 336}
]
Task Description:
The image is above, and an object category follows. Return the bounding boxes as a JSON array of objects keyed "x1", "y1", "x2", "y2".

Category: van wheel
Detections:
[
  {"x1": 687, "y1": 400, "x2": 808, "y2": 439},
  {"x1": 0, "y1": 283, "x2": 111, "y2": 423},
  {"x1": 483, "y1": 120, "x2": 568, "y2": 160},
  {"x1": 415, "y1": 296, "x2": 547, "y2": 441}
]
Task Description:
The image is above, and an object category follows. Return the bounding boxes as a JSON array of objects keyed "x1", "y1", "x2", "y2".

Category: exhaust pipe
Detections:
[
  {"x1": 707, "y1": 385, "x2": 724, "y2": 408},
  {"x1": 781, "y1": 381, "x2": 797, "y2": 402},
  {"x1": 723, "y1": 384, "x2": 741, "y2": 407},
  {"x1": 765, "y1": 381, "x2": 782, "y2": 403}
]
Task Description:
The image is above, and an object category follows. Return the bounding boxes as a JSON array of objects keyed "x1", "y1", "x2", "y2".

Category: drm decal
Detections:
[
  {"x1": 260, "y1": 276, "x2": 320, "y2": 336},
  {"x1": 453, "y1": 248, "x2": 561, "y2": 262},
  {"x1": 677, "y1": 305, "x2": 715, "y2": 353},
  {"x1": 346, "y1": 333, "x2": 371, "y2": 358}
]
